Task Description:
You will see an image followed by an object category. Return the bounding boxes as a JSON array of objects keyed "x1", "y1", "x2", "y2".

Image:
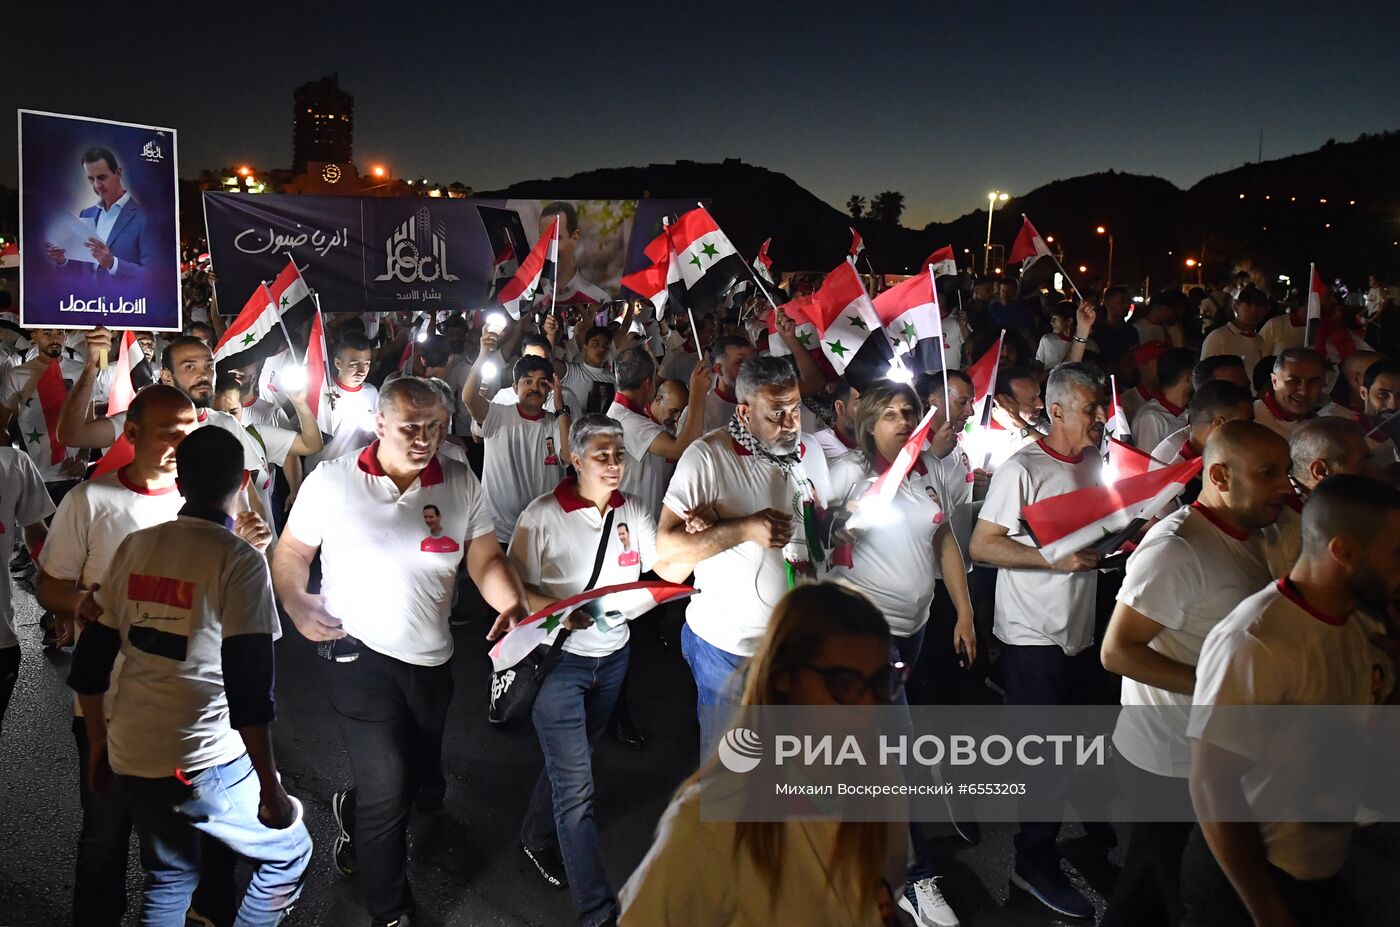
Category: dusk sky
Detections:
[{"x1": 5, "y1": 0, "x2": 1397, "y2": 227}]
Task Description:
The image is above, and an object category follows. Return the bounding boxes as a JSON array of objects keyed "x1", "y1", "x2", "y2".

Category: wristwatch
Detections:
[{"x1": 1072, "y1": 335, "x2": 1090, "y2": 344}]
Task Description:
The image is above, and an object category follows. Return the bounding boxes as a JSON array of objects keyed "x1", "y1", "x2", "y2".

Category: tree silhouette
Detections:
[
  {"x1": 846, "y1": 195, "x2": 866, "y2": 219},
  {"x1": 869, "y1": 191, "x2": 905, "y2": 225}
]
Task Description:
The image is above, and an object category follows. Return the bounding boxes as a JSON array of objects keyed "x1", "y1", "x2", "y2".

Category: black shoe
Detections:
[
  {"x1": 521, "y1": 842, "x2": 569, "y2": 889},
  {"x1": 40, "y1": 611, "x2": 60, "y2": 649},
  {"x1": 610, "y1": 717, "x2": 647, "y2": 750},
  {"x1": 331, "y1": 788, "x2": 357, "y2": 877},
  {"x1": 415, "y1": 782, "x2": 445, "y2": 813},
  {"x1": 371, "y1": 915, "x2": 413, "y2": 927},
  {"x1": 10, "y1": 548, "x2": 31, "y2": 573},
  {"x1": 1010, "y1": 859, "x2": 1093, "y2": 919}
]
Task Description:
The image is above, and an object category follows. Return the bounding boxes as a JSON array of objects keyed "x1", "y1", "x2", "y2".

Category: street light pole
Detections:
[
  {"x1": 1096, "y1": 226, "x2": 1115, "y2": 287},
  {"x1": 984, "y1": 191, "x2": 1008, "y2": 275}
]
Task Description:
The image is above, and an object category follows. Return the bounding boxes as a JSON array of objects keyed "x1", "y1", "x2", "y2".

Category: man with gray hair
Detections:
[
  {"x1": 658, "y1": 354, "x2": 833, "y2": 756},
  {"x1": 1290, "y1": 417, "x2": 1381, "y2": 500},
  {"x1": 1255, "y1": 348, "x2": 1326, "y2": 440},
  {"x1": 274, "y1": 376, "x2": 529, "y2": 927},
  {"x1": 970, "y1": 362, "x2": 1110, "y2": 919}
]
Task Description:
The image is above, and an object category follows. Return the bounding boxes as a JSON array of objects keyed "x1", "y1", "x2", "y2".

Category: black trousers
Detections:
[
  {"x1": 320, "y1": 646, "x2": 454, "y2": 921},
  {"x1": 1100, "y1": 755, "x2": 1192, "y2": 927},
  {"x1": 0, "y1": 645, "x2": 18, "y2": 734},
  {"x1": 1179, "y1": 825, "x2": 1359, "y2": 927}
]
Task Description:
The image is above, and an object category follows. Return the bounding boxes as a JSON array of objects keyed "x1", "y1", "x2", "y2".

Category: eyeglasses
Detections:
[{"x1": 796, "y1": 661, "x2": 909, "y2": 705}]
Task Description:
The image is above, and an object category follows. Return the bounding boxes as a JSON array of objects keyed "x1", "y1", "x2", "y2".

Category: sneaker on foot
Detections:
[
  {"x1": 1010, "y1": 859, "x2": 1093, "y2": 919},
  {"x1": 610, "y1": 717, "x2": 647, "y2": 750},
  {"x1": 520, "y1": 842, "x2": 569, "y2": 889},
  {"x1": 898, "y1": 877, "x2": 959, "y2": 927},
  {"x1": 331, "y1": 788, "x2": 357, "y2": 877}
]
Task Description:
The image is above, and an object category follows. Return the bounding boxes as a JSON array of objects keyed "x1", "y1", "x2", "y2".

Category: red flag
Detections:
[
  {"x1": 1106, "y1": 437, "x2": 1156, "y2": 482},
  {"x1": 1009, "y1": 216, "x2": 1051, "y2": 265},
  {"x1": 848, "y1": 227, "x2": 865, "y2": 259},
  {"x1": 91, "y1": 331, "x2": 141, "y2": 478},
  {"x1": 1305, "y1": 263, "x2": 1324, "y2": 349},
  {"x1": 922, "y1": 245, "x2": 957, "y2": 277},
  {"x1": 642, "y1": 228, "x2": 669, "y2": 265},
  {"x1": 753, "y1": 237, "x2": 775, "y2": 285},
  {"x1": 497, "y1": 217, "x2": 559, "y2": 319},
  {"x1": 621, "y1": 255, "x2": 670, "y2": 314},
  {"x1": 965, "y1": 331, "x2": 1005, "y2": 435},
  {"x1": 35, "y1": 360, "x2": 67, "y2": 466},
  {"x1": 305, "y1": 307, "x2": 334, "y2": 432},
  {"x1": 851, "y1": 405, "x2": 940, "y2": 527}
]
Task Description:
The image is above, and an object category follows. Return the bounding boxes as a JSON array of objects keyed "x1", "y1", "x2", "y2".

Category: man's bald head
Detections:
[
  {"x1": 651, "y1": 378, "x2": 688, "y2": 430},
  {"x1": 1202, "y1": 419, "x2": 1294, "y2": 529},
  {"x1": 127, "y1": 383, "x2": 195, "y2": 426},
  {"x1": 125, "y1": 384, "x2": 199, "y2": 478},
  {"x1": 1203, "y1": 419, "x2": 1290, "y2": 472},
  {"x1": 1289, "y1": 417, "x2": 1377, "y2": 490},
  {"x1": 1341, "y1": 351, "x2": 1382, "y2": 392}
]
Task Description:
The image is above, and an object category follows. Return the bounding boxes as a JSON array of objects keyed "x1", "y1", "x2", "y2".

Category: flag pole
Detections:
[
  {"x1": 979, "y1": 330, "x2": 1006, "y2": 471},
  {"x1": 1018, "y1": 213, "x2": 1084, "y2": 301},
  {"x1": 931, "y1": 265, "x2": 950, "y2": 410},
  {"x1": 695, "y1": 201, "x2": 781, "y2": 314}
]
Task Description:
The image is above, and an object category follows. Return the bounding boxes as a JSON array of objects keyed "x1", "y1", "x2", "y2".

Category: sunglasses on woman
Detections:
[{"x1": 796, "y1": 660, "x2": 909, "y2": 705}]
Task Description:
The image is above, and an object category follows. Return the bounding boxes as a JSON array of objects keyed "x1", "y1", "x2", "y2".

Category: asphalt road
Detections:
[{"x1": 3, "y1": 590, "x2": 1398, "y2": 927}]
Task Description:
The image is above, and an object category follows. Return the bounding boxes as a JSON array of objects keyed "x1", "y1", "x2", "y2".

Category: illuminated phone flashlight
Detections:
[
  {"x1": 279, "y1": 364, "x2": 308, "y2": 393},
  {"x1": 485, "y1": 312, "x2": 507, "y2": 335},
  {"x1": 416, "y1": 328, "x2": 429, "y2": 343},
  {"x1": 480, "y1": 359, "x2": 498, "y2": 380}
]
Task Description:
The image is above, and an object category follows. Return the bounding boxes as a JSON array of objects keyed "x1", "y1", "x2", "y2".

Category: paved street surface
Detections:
[{"x1": 3, "y1": 590, "x2": 1399, "y2": 926}]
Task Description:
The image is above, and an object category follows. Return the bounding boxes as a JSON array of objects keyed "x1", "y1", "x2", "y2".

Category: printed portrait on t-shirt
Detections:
[
  {"x1": 616, "y1": 521, "x2": 639, "y2": 567},
  {"x1": 585, "y1": 380, "x2": 616, "y2": 415},
  {"x1": 544, "y1": 436, "x2": 558, "y2": 467},
  {"x1": 419, "y1": 503, "x2": 460, "y2": 553}
]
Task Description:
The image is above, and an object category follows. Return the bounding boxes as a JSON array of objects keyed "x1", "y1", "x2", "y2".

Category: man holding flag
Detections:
[
  {"x1": 970, "y1": 363, "x2": 1111, "y2": 920},
  {"x1": 0, "y1": 328, "x2": 93, "y2": 500}
]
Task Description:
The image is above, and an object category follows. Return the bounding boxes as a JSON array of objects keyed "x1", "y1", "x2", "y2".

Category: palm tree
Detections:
[{"x1": 846, "y1": 195, "x2": 866, "y2": 220}]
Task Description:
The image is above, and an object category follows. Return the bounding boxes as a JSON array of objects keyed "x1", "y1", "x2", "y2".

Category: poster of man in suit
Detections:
[{"x1": 19, "y1": 110, "x2": 181, "y2": 331}]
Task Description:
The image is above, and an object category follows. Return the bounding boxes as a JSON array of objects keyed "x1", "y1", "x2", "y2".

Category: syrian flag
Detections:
[
  {"x1": 214, "y1": 260, "x2": 313, "y2": 368},
  {"x1": 1105, "y1": 374, "x2": 1132, "y2": 445},
  {"x1": 1305, "y1": 263, "x2": 1325, "y2": 348},
  {"x1": 873, "y1": 265, "x2": 944, "y2": 371},
  {"x1": 765, "y1": 300, "x2": 819, "y2": 359},
  {"x1": 848, "y1": 227, "x2": 865, "y2": 259},
  {"x1": 1010, "y1": 216, "x2": 1056, "y2": 297},
  {"x1": 849, "y1": 405, "x2": 940, "y2": 530},
  {"x1": 305, "y1": 308, "x2": 334, "y2": 434},
  {"x1": 621, "y1": 252, "x2": 670, "y2": 316},
  {"x1": 492, "y1": 235, "x2": 517, "y2": 280},
  {"x1": 663, "y1": 207, "x2": 747, "y2": 321},
  {"x1": 1104, "y1": 437, "x2": 1156, "y2": 485},
  {"x1": 802, "y1": 260, "x2": 890, "y2": 378},
  {"x1": 754, "y1": 237, "x2": 775, "y2": 285},
  {"x1": 1022, "y1": 457, "x2": 1203, "y2": 563},
  {"x1": 964, "y1": 331, "x2": 1005, "y2": 437},
  {"x1": 91, "y1": 331, "x2": 142, "y2": 478},
  {"x1": 489, "y1": 580, "x2": 697, "y2": 673},
  {"x1": 497, "y1": 216, "x2": 559, "y2": 320},
  {"x1": 923, "y1": 245, "x2": 958, "y2": 278},
  {"x1": 16, "y1": 360, "x2": 69, "y2": 470}
]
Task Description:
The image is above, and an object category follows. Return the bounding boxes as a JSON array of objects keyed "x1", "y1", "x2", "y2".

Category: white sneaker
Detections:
[{"x1": 897, "y1": 876, "x2": 959, "y2": 927}]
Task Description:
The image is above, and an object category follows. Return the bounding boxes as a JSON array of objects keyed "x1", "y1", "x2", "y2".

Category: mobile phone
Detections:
[{"x1": 317, "y1": 635, "x2": 363, "y2": 663}]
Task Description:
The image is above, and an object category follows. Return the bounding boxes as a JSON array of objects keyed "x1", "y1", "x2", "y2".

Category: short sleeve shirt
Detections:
[
  {"x1": 0, "y1": 448, "x2": 55, "y2": 646},
  {"x1": 607, "y1": 395, "x2": 672, "y2": 520},
  {"x1": 480, "y1": 402, "x2": 568, "y2": 543}
]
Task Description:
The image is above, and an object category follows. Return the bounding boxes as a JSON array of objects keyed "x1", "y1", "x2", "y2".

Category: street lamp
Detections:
[
  {"x1": 1185, "y1": 257, "x2": 1203, "y2": 287},
  {"x1": 983, "y1": 191, "x2": 1009, "y2": 275},
  {"x1": 1095, "y1": 226, "x2": 1114, "y2": 286},
  {"x1": 371, "y1": 164, "x2": 387, "y2": 179}
]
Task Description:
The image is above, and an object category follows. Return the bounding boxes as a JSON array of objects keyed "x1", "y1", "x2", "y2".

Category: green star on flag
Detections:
[
  {"x1": 25, "y1": 429, "x2": 41, "y2": 445},
  {"x1": 826, "y1": 339, "x2": 849, "y2": 358},
  {"x1": 899, "y1": 321, "x2": 918, "y2": 342},
  {"x1": 540, "y1": 613, "x2": 564, "y2": 633},
  {"x1": 689, "y1": 254, "x2": 703, "y2": 269},
  {"x1": 846, "y1": 314, "x2": 868, "y2": 330},
  {"x1": 700, "y1": 242, "x2": 719, "y2": 259},
  {"x1": 796, "y1": 330, "x2": 813, "y2": 347},
  {"x1": 241, "y1": 333, "x2": 256, "y2": 346},
  {"x1": 280, "y1": 296, "x2": 289, "y2": 309}
]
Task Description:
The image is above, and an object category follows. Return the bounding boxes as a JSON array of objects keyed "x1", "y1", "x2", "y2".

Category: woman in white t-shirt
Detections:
[
  {"x1": 824, "y1": 383, "x2": 975, "y2": 927},
  {"x1": 619, "y1": 583, "x2": 906, "y2": 927}
]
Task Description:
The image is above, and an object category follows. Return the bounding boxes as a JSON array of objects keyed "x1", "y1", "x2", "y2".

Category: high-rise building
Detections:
[{"x1": 292, "y1": 74, "x2": 353, "y2": 175}]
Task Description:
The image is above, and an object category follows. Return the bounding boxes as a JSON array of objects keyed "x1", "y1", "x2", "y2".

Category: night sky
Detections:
[{"x1": 4, "y1": 0, "x2": 1397, "y2": 227}]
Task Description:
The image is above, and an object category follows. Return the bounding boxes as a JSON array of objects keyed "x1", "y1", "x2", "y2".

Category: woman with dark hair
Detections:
[{"x1": 619, "y1": 583, "x2": 905, "y2": 926}]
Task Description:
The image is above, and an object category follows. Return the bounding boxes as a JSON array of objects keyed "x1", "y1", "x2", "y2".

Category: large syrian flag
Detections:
[
  {"x1": 1104, "y1": 436, "x2": 1156, "y2": 484},
  {"x1": 1022, "y1": 457, "x2": 1202, "y2": 562},
  {"x1": 1306, "y1": 263, "x2": 1325, "y2": 348},
  {"x1": 497, "y1": 216, "x2": 560, "y2": 320},
  {"x1": 305, "y1": 307, "x2": 335, "y2": 434},
  {"x1": 214, "y1": 260, "x2": 314, "y2": 369},
  {"x1": 14, "y1": 360, "x2": 69, "y2": 471},
  {"x1": 489, "y1": 580, "x2": 697, "y2": 673},
  {"x1": 802, "y1": 260, "x2": 891, "y2": 380},
  {"x1": 1010, "y1": 215, "x2": 1056, "y2": 297},
  {"x1": 663, "y1": 207, "x2": 747, "y2": 321},
  {"x1": 873, "y1": 265, "x2": 944, "y2": 373},
  {"x1": 753, "y1": 238, "x2": 775, "y2": 285},
  {"x1": 91, "y1": 330, "x2": 142, "y2": 478},
  {"x1": 621, "y1": 252, "x2": 670, "y2": 316}
]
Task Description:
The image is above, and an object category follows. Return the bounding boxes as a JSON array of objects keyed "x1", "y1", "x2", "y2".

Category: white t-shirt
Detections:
[
  {"x1": 307, "y1": 380, "x2": 380, "y2": 472},
  {"x1": 1035, "y1": 333, "x2": 1074, "y2": 369},
  {"x1": 0, "y1": 358, "x2": 86, "y2": 481},
  {"x1": 97, "y1": 515, "x2": 279, "y2": 778},
  {"x1": 509, "y1": 480, "x2": 658, "y2": 657},
  {"x1": 657, "y1": 345, "x2": 700, "y2": 383},
  {"x1": 285, "y1": 445, "x2": 494, "y2": 666},
  {"x1": 1112, "y1": 504, "x2": 1273, "y2": 778},
  {"x1": 1149, "y1": 427, "x2": 1194, "y2": 467},
  {"x1": 663, "y1": 430, "x2": 832, "y2": 656},
  {"x1": 1189, "y1": 580, "x2": 1380, "y2": 880},
  {"x1": 1260, "y1": 313, "x2": 1305, "y2": 357},
  {"x1": 108, "y1": 407, "x2": 267, "y2": 474},
  {"x1": 826, "y1": 451, "x2": 947, "y2": 636},
  {"x1": 1253, "y1": 394, "x2": 1311, "y2": 441},
  {"x1": 813, "y1": 426, "x2": 856, "y2": 462},
  {"x1": 1200, "y1": 323, "x2": 1266, "y2": 375},
  {"x1": 562, "y1": 360, "x2": 616, "y2": 416},
  {"x1": 608, "y1": 395, "x2": 673, "y2": 520},
  {"x1": 1131, "y1": 398, "x2": 1189, "y2": 459},
  {"x1": 479, "y1": 402, "x2": 567, "y2": 543},
  {"x1": 0, "y1": 449, "x2": 55, "y2": 648},
  {"x1": 979, "y1": 440, "x2": 1102, "y2": 655},
  {"x1": 676, "y1": 384, "x2": 738, "y2": 436}
]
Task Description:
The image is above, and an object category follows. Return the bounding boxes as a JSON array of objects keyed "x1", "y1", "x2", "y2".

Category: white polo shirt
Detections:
[
  {"x1": 979, "y1": 439, "x2": 1102, "y2": 655},
  {"x1": 479, "y1": 402, "x2": 567, "y2": 543},
  {"x1": 664, "y1": 429, "x2": 832, "y2": 656},
  {"x1": 813, "y1": 426, "x2": 856, "y2": 462},
  {"x1": 1131, "y1": 397, "x2": 1189, "y2": 459},
  {"x1": 308, "y1": 379, "x2": 380, "y2": 472},
  {"x1": 509, "y1": 479, "x2": 658, "y2": 658},
  {"x1": 1112, "y1": 504, "x2": 1273, "y2": 778},
  {"x1": 96, "y1": 514, "x2": 279, "y2": 778},
  {"x1": 0, "y1": 448, "x2": 55, "y2": 648},
  {"x1": 608, "y1": 394, "x2": 672, "y2": 520},
  {"x1": 826, "y1": 451, "x2": 946, "y2": 637},
  {"x1": 285, "y1": 444, "x2": 494, "y2": 666},
  {"x1": 1189, "y1": 579, "x2": 1378, "y2": 880},
  {"x1": 1201, "y1": 323, "x2": 1265, "y2": 375}
]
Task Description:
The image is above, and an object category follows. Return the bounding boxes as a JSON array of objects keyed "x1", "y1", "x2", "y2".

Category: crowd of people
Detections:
[{"x1": 0, "y1": 259, "x2": 1397, "y2": 927}]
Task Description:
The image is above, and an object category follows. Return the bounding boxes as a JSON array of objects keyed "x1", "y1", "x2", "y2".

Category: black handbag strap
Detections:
[{"x1": 549, "y1": 506, "x2": 615, "y2": 654}]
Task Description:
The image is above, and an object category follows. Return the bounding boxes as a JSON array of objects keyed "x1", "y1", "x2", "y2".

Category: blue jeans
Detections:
[
  {"x1": 118, "y1": 753, "x2": 313, "y2": 927},
  {"x1": 680, "y1": 623, "x2": 747, "y2": 760},
  {"x1": 521, "y1": 646, "x2": 629, "y2": 927}
]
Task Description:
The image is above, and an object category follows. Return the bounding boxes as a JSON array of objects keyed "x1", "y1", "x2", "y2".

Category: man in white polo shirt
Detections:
[
  {"x1": 273, "y1": 377, "x2": 528, "y2": 927},
  {"x1": 658, "y1": 355, "x2": 833, "y2": 757},
  {"x1": 463, "y1": 328, "x2": 572, "y2": 544},
  {"x1": 1098, "y1": 422, "x2": 1291, "y2": 927},
  {"x1": 1184, "y1": 474, "x2": 1400, "y2": 926},
  {"x1": 1255, "y1": 348, "x2": 1326, "y2": 440},
  {"x1": 969, "y1": 362, "x2": 1109, "y2": 920},
  {"x1": 606, "y1": 345, "x2": 711, "y2": 518},
  {"x1": 505, "y1": 414, "x2": 689, "y2": 924}
]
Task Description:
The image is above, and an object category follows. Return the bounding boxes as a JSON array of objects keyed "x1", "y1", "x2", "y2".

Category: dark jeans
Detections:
[
  {"x1": 1100, "y1": 754, "x2": 1192, "y2": 927},
  {"x1": 521, "y1": 646, "x2": 629, "y2": 927},
  {"x1": 71, "y1": 718, "x2": 238, "y2": 927},
  {"x1": 1000, "y1": 642, "x2": 1108, "y2": 867},
  {"x1": 0, "y1": 645, "x2": 18, "y2": 734},
  {"x1": 1179, "y1": 825, "x2": 1359, "y2": 927},
  {"x1": 320, "y1": 647, "x2": 454, "y2": 921},
  {"x1": 890, "y1": 629, "x2": 932, "y2": 884},
  {"x1": 680, "y1": 623, "x2": 747, "y2": 761},
  {"x1": 118, "y1": 753, "x2": 312, "y2": 926}
]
